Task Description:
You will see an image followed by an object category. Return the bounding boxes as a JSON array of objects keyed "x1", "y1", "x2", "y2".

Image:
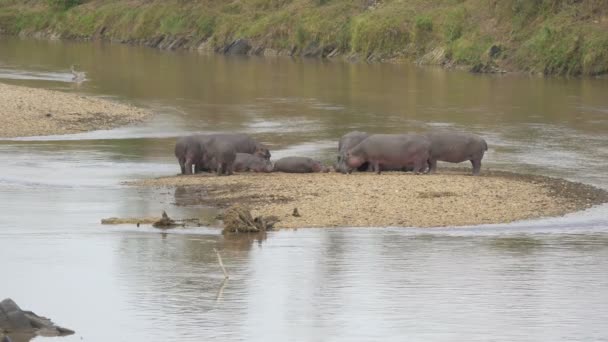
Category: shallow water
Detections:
[{"x1": 1, "y1": 37, "x2": 607, "y2": 341}]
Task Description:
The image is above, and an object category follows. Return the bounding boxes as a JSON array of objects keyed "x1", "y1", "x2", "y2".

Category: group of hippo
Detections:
[{"x1": 175, "y1": 131, "x2": 488, "y2": 176}]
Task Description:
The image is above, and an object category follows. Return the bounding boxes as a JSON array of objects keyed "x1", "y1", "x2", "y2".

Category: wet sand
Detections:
[
  {"x1": 130, "y1": 170, "x2": 608, "y2": 228},
  {"x1": 0, "y1": 82, "x2": 150, "y2": 137}
]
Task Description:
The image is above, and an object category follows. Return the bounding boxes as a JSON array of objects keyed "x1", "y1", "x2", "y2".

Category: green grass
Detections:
[{"x1": 0, "y1": 0, "x2": 606, "y2": 75}]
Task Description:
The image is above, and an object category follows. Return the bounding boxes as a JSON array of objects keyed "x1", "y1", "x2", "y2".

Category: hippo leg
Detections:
[
  {"x1": 226, "y1": 162, "x2": 234, "y2": 176},
  {"x1": 427, "y1": 158, "x2": 437, "y2": 174},
  {"x1": 365, "y1": 163, "x2": 374, "y2": 172},
  {"x1": 413, "y1": 160, "x2": 425, "y2": 174},
  {"x1": 471, "y1": 159, "x2": 481, "y2": 176},
  {"x1": 373, "y1": 161, "x2": 381, "y2": 175},
  {"x1": 179, "y1": 159, "x2": 186, "y2": 174},
  {"x1": 216, "y1": 164, "x2": 223, "y2": 176},
  {"x1": 184, "y1": 159, "x2": 194, "y2": 175}
]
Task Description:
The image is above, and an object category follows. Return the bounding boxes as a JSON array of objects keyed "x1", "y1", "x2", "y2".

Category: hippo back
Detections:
[
  {"x1": 196, "y1": 133, "x2": 270, "y2": 160},
  {"x1": 273, "y1": 156, "x2": 320, "y2": 173},
  {"x1": 426, "y1": 131, "x2": 486, "y2": 162}
]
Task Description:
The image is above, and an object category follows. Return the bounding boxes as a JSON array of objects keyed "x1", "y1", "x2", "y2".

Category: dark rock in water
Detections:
[
  {"x1": 0, "y1": 298, "x2": 74, "y2": 341},
  {"x1": 224, "y1": 39, "x2": 252, "y2": 55},
  {"x1": 222, "y1": 204, "x2": 279, "y2": 233}
]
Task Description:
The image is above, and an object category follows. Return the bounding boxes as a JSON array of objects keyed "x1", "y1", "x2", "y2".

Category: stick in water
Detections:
[{"x1": 213, "y1": 248, "x2": 229, "y2": 279}]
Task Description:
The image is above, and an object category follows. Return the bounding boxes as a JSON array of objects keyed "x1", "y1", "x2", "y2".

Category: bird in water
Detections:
[{"x1": 70, "y1": 64, "x2": 86, "y2": 83}]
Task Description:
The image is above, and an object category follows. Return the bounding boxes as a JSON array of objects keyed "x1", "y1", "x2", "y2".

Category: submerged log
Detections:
[
  {"x1": 102, "y1": 211, "x2": 192, "y2": 229},
  {"x1": 222, "y1": 204, "x2": 279, "y2": 233},
  {"x1": 152, "y1": 211, "x2": 182, "y2": 228}
]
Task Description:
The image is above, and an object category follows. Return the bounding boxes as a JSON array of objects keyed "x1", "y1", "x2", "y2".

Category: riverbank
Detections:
[
  {"x1": 129, "y1": 170, "x2": 608, "y2": 229},
  {"x1": 0, "y1": 0, "x2": 607, "y2": 76},
  {"x1": 0, "y1": 82, "x2": 150, "y2": 138}
]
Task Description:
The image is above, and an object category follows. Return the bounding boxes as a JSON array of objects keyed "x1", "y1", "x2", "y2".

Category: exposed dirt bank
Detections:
[
  {"x1": 0, "y1": 82, "x2": 150, "y2": 138},
  {"x1": 129, "y1": 170, "x2": 608, "y2": 229}
]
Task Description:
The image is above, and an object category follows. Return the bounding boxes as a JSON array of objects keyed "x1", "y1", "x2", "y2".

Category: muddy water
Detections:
[{"x1": 1, "y1": 37, "x2": 608, "y2": 341}]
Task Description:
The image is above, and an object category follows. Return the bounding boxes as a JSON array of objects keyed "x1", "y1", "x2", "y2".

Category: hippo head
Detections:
[
  {"x1": 344, "y1": 151, "x2": 364, "y2": 173},
  {"x1": 335, "y1": 153, "x2": 349, "y2": 174},
  {"x1": 263, "y1": 161, "x2": 274, "y2": 173},
  {"x1": 254, "y1": 144, "x2": 271, "y2": 160},
  {"x1": 311, "y1": 161, "x2": 326, "y2": 173}
]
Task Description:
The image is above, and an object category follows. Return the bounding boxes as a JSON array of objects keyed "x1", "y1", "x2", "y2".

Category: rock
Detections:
[
  {"x1": 222, "y1": 204, "x2": 279, "y2": 233},
  {"x1": 469, "y1": 62, "x2": 506, "y2": 74},
  {"x1": 326, "y1": 47, "x2": 340, "y2": 58},
  {"x1": 224, "y1": 39, "x2": 252, "y2": 55},
  {"x1": 488, "y1": 44, "x2": 503, "y2": 59},
  {"x1": 417, "y1": 47, "x2": 447, "y2": 66},
  {"x1": 0, "y1": 298, "x2": 74, "y2": 340},
  {"x1": 363, "y1": 0, "x2": 378, "y2": 9},
  {"x1": 292, "y1": 208, "x2": 301, "y2": 217},
  {"x1": 302, "y1": 42, "x2": 322, "y2": 58},
  {"x1": 263, "y1": 48, "x2": 279, "y2": 57}
]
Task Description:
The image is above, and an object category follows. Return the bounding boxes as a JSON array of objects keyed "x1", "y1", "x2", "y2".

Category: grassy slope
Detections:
[{"x1": 1, "y1": 0, "x2": 607, "y2": 76}]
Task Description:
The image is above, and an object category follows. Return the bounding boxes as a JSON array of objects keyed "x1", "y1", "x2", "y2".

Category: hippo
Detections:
[
  {"x1": 425, "y1": 131, "x2": 488, "y2": 175},
  {"x1": 0, "y1": 298, "x2": 74, "y2": 340},
  {"x1": 345, "y1": 134, "x2": 430, "y2": 174},
  {"x1": 203, "y1": 137, "x2": 237, "y2": 176},
  {"x1": 194, "y1": 133, "x2": 271, "y2": 172},
  {"x1": 336, "y1": 131, "x2": 370, "y2": 173},
  {"x1": 273, "y1": 157, "x2": 329, "y2": 173},
  {"x1": 233, "y1": 153, "x2": 274, "y2": 173},
  {"x1": 198, "y1": 133, "x2": 270, "y2": 159},
  {"x1": 174, "y1": 135, "x2": 206, "y2": 175}
]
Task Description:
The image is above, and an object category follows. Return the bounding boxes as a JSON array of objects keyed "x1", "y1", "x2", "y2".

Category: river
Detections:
[{"x1": 0, "y1": 37, "x2": 607, "y2": 341}]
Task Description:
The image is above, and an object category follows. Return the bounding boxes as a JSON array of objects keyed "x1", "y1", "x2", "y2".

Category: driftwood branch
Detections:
[
  {"x1": 213, "y1": 248, "x2": 229, "y2": 279},
  {"x1": 215, "y1": 278, "x2": 229, "y2": 302}
]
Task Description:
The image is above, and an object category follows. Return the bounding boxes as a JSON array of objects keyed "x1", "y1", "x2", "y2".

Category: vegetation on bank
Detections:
[{"x1": 0, "y1": 0, "x2": 607, "y2": 76}]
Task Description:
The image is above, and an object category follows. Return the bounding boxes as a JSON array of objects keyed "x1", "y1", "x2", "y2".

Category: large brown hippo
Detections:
[
  {"x1": 195, "y1": 133, "x2": 271, "y2": 172},
  {"x1": 273, "y1": 157, "x2": 329, "y2": 173},
  {"x1": 174, "y1": 135, "x2": 206, "y2": 175},
  {"x1": 197, "y1": 133, "x2": 270, "y2": 160},
  {"x1": 203, "y1": 137, "x2": 237, "y2": 176},
  {"x1": 175, "y1": 133, "x2": 271, "y2": 174},
  {"x1": 425, "y1": 131, "x2": 488, "y2": 175},
  {"x1": 233, "y1": 153, "x2": 274, "y2": 173},
  {"x1": 336, "y1": 131, "x2": 370, "y2": 173},
  {"x1": 345, "y1": 134, "x2": 430, "y2": 174}
]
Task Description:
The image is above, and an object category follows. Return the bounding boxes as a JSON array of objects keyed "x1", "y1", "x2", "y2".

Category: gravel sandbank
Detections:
[
  {"x1": 0, "y1": 82, "x2": 150, "y2": 138},
  {"x1": 130, "y1": 170, "x2": 608, "y2": 229}
]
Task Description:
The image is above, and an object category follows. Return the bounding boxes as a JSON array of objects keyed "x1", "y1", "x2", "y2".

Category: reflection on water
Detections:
[{"x1": 1, "y1": 37, "x2": 608, "y2": 341}]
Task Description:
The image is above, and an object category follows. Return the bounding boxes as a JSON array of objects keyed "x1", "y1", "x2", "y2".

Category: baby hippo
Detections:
[
  {"x1": 233, "y1": 153, "x2": 273, "y2": 173},
  {"x1": 425, "y1": 131, "x2": 488, "y2": 175},
  {"x1": 273, "y1": 157, "x2": 329, "y2": 173},
  {"x1": 345, "y1": 134, "x2": 430, "y2": 174}
]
